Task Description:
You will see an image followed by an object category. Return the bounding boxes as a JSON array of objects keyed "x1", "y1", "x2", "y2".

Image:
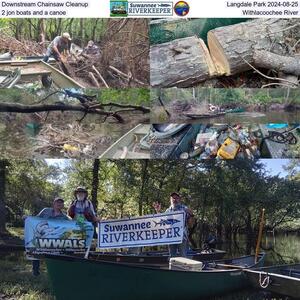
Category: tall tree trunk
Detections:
[
  {"x1": 79, "y1": 19, "x2": 85, "y2": 47},
  {"x1": 138, "y1": 160, "x2": 148, "y2": 216},
  {"x1": 0, "y1": 160, "x2": 7, "y2": 233},
  {"x1": 245, "y1": 209, "x2": 253, "y2": 255},
  {"x1": 91, "y1": 159, "x2": 100, "y2": 213},
  {"x1": 39, "y1": 19, "x2": 46, "y2": 46}
]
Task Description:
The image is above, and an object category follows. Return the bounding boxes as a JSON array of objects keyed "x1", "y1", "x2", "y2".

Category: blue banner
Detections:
[{"x1": 25, "y1": 216, "x2": 94, "y2": 255}]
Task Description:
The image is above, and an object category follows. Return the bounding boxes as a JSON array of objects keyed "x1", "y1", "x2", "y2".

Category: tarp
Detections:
[
  {"x1": 150, "y1": 18, "x2": 249, "y2": 45},
  {"x1": 25, "y1": 216, "x2": 94, "y2": 255},
  {"x1": 98, "y1": 211, "x2": 185, "y2": 249}
]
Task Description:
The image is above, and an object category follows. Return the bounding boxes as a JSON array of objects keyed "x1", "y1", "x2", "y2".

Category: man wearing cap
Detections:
[
  {"x1": 153, "y1": 192, "x2": 194, "y2": 257},
  {"x1": 68, "y1": 186, "x2": 100, "y2": 223},
  {"x1": 32, "y1": 197, "x2": 69, "y2": 276},
  {"x1": 43, "y1": 33, "x2": 71, "y2": 62}
]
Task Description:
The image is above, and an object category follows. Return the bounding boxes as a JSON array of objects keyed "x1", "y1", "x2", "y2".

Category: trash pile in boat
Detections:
[{"x1": 182, "y1": 124, "x2": 262, "y2": 159}]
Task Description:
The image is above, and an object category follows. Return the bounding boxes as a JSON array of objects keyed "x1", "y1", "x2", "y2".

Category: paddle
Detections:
[
  {"x1": 213, "y1": 263, "x2": 248, "y2": 270},
  {"x1": 255, "y1": 208, "x2": 265, "y2": 263}
]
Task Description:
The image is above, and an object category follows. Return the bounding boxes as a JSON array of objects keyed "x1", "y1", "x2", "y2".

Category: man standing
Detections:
[
  {"x1": 153, "y1": 192, "x2": 194, "y2": 257},
  {"x1": 68, "y1": 186, "x2": 100, "y2": 223},
  {"x1": 43, "y1": 33, "x2": 72, "y2": 62},
  {"x1": 32, "y1": 197, "x2": 69, "y2": 276}
]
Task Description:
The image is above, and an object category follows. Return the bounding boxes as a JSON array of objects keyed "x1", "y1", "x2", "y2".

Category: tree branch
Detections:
[{"x1": 0, "y1": 102, "x2": 124, "y2": 123}]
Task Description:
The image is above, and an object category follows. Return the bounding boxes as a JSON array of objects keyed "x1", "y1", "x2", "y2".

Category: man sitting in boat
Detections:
[
  {"x1": 43, "y1": 33, "x2": 72, "y2": 62},
  {"x1": 31, "y1": 197, "x2": 69, "y2": 276},
  {"x1": 153, "y1": 192, "x2": 194, "y2": 257},
  {"x1": 68, "y1": 186, "x2": 100, "y2": 223}
]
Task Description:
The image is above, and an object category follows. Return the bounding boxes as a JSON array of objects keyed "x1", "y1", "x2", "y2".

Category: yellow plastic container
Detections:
[{"x1": 217, "y1": 138, "x2": 240, "y2": 159}]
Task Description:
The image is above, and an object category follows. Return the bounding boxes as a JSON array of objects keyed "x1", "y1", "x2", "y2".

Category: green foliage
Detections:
[
  {"x1": 157, "y1": 88, "x2": 300, "y2": 105},
  {"x1": 0, "y1": 19, "x2": 108, "y2": 44},
  {"x1": 96, "y1": 88, "x2": 150, "y2": 105},
  {"x1": 2, "y1": 159, "x2": 300, "y2": 244}
]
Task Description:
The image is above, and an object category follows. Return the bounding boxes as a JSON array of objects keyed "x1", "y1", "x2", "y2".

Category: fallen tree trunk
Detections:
[
  {"x1": 0, "y1": 102, "x2": 124, "y2": 122},
  {"x1": 208, "y1": 19, "x2": 300, "y2": 76},
  {"x1": 150, "y1": 36, "x2": 217, "y2": 87},
  {"x1": 253, "y1": 50, "x2": 300, "y2": 76}
]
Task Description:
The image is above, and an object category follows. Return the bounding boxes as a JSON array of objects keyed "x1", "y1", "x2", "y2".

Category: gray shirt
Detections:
[
  {"x1": 37, "y1": 208, "x2": 69, "y2": 220},
  {"x1": 47, "y1": 36, "x2": 69, "y2": 54}
]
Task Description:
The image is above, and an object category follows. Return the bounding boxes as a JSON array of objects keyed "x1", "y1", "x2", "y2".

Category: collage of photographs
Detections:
[{"x1": 0, "y1": 17, "x2": 299, "y2": 300}]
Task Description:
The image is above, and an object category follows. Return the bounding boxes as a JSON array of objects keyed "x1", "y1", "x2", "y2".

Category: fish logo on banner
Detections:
[
  {"x1": 98, "y1": 211, "x2": 185, "y2": 249},
  {"x1": 25, "y1": 216, "x2": 94, "y2": 255}
]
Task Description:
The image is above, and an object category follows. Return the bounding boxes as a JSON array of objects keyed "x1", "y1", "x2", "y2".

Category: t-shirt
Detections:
[
  {"x1": 48, "y1": 36, "x2": 69, "y2": 53},
  {"x1": 37, "y1": 208, "x2": 69, "y2": 220},
  {"x1": 165, "y1": 204, "x2": 191, "y2": 239}
]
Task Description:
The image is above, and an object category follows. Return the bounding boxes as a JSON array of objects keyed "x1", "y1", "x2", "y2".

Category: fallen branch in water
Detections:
[{"x1": 0, "y1": 102, "x2": 125, "y2": 123}]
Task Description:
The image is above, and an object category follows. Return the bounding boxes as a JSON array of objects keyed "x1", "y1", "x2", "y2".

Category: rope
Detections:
[{"x1": 259, "y1": 272, "x2": 270, "y2": 289}]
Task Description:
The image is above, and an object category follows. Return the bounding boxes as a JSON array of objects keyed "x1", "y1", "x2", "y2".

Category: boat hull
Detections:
[
  {"x1": 245, "y1": 264, "x2": 300, "y2": 299},
  {"x1": 46, "y1": 254, "x2": 265, "y2": 300},
  {"x1": 86, "y1": 249, "x2": 226, "y2": 265}
]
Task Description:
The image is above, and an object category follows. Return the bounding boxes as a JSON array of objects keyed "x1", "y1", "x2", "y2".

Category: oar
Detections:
[
  {"x1": 213, "y1": 263, "x2": 248, "y2": 270},
  {"x1": 255, "y1": 208, "x2": 265, "y2": 263}
]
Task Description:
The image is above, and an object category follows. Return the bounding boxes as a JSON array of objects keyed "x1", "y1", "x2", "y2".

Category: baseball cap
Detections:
[{"x1": 62, "y1": 32, "x2": 72, "y2": 41}]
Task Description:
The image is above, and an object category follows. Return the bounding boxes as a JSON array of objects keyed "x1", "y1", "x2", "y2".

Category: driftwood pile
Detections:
[
  {"x1": 66, "y1": 19, "x2": 149, "y2": 88},
  {"x1": 151, "y1": 19, "x2": 300, "y2": 88},
  {"x1": 32, "y1": 123, "x2": 112, "y2": 158},
  {"x1": 0, "y1": 32, "x2": 44, "y2": 56}
]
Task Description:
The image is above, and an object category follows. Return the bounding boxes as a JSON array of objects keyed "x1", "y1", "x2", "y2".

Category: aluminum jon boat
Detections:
[{"x1": 245, "y1": 264, "x2": 300, "y2": 299}]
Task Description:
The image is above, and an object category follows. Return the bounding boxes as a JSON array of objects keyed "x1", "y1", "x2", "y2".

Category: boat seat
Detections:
[
  {"x1": 113, "y1": 150, "x2": 150, "y2": 159},
  {"x1": 281, "y1": 269, "x2": 300, "y2": 278}
]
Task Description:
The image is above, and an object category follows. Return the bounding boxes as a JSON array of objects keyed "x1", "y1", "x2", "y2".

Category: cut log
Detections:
[
  {"x1": 253, "y1": 50, "x2": 300, "y2": 76},
  {"x1": 150, "y1": 36, "x2": 217, "y2": 88},
  {"x1": 208, "y1": 19, "x2": 300, "y2": 76}
]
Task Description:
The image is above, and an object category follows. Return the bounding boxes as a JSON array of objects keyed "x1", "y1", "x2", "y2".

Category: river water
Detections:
[
  {"x1": 212, "y1": 233, "x2": 300, "y2": 300},
  {"x1": 151, "y1": 109, "x2": 300, "y2": 124},
  {"x1": 0, "y1": 89, "x2": 148, "y2": 158}
]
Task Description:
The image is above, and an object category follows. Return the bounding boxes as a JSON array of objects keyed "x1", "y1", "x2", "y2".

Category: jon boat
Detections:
[
  {"x1": 150, "y1": 124, "x2": 271, "y2": 159},
  {"x1": 99, "y1": 124, "x2": 151, "y2": 159},
  {"x1": 183, "y1": 111, "x2": 226, "y2": 119},
  {"x1": 45, "y1": 253, "x2": 265, "y2": 300},
  {"x1": 245, "y1": 264, "x2": 300, "y2": 299},
  {"x1": 80, "y1": 248, "x2": 226, "y2": 265}
]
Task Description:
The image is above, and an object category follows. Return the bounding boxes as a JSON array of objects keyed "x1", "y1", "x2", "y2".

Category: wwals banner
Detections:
[
  {"x1": 25, "y1": 216, "x2": 94, "y2": 255},
  {"x1": 98, "y1": 211, "x2": 185, "y2": 249}
]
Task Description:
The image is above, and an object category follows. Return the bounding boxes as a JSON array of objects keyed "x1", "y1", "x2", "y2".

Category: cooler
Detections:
[{"x1": 169, "y1": 257, "x2": 203, "y2": 272}]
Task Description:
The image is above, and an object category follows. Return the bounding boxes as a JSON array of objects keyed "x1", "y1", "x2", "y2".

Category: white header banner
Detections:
[
  {"x1": 98, "y1": 211, "x2": 185, "y2": 249},
  {"x1": 1, "y1": 0, "x2": 299, "y2": 18}
]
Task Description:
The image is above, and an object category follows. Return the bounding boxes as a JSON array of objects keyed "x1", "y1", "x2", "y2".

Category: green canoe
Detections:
[
  {"x1": 226, "y1": 107, "x2": 246, "y2": 113},
  {"x1": 46, "y1": 253, "x2": 265, "y2": 300}
]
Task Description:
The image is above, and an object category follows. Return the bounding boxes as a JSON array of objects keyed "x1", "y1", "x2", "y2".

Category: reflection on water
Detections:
[
  {"x1": 0, "y1": 87, "x2": 149, "y2": 158},
  {"x1": 0, "y1": 112, "x2": 146, "y2": 158},
  {"x1": 212, "y1": 233, "x2": 300, "y2": 300},
  {"x1": 152, "y1": 109, "x2": 300, "y2": 124}
]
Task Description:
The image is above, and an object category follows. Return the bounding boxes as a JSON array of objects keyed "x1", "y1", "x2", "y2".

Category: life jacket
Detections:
[{"x1": 68, "y1": 200, "x2": 94, "y2": 222}]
